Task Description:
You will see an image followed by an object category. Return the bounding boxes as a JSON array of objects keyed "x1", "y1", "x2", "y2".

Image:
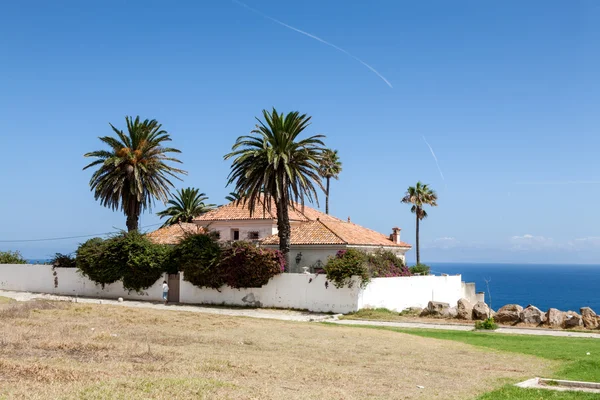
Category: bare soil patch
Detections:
[{"x1": 0, "y1": 301, "x2": 554, "y2": 399}]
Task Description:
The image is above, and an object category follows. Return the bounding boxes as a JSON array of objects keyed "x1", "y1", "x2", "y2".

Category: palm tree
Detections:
[
  {"x1": 224, "y1": 108, "x2": 326, "y2": 264},
  {"x1": 401, "y1": 182, "x2": 438, "y2": 265},
  {"x1": 318, "y1": 149, "x2": 342, "y2": 215},
  {"x1": 84, "y1": 116, "x2": 186, "y2": 232},
  {"x1": 225, "y1": 191, "x2": 242, "y2": 203},
  {"x1": 157, "y1": 187, "x2": 216, "y2": 227}
]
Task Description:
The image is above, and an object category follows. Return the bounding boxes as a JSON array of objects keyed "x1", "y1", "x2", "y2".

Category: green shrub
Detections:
[
  {"x1": 170, "y1": 234, "x2": 224, "y2": 289},
  {"x1": 366, "y1": 250, "x2": 410, "y2": 277},
  {"x1": 50, "y1": 253, "x2": 76, "y2": 269},
  {"x1": 76, "y1": 232, "x2": 169, "y2": 292},
  {"x1": 220, "y1": 242, "x2": 284, "y2": 289},
  {"x1": 324, "y1": 249, "x2": 370, "y2": 289},
  {"x1": 475, "y1": 317, "x2": 498, "y2": 330},
  {"x1": 409, "y1": 264, "x2": 431, "y2": 275},
  {"x1": 0, "y1": 250, "x2": 27, "y2": 264}
]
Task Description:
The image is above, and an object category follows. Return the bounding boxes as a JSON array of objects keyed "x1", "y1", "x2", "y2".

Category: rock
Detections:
[
  {"x1": 420, "y1": 301, "x2": 450, "y2": 317},
  {"x1": 563, "y1": 311, "x2": 584, "y2": 329},
  {"x1": 580, "y1": 307, "x2": 599, "y2": 329},
  {"x1": 117, "y1": 297, "x2": 124, "y2": 303},
  {"x1": 457, "y1": 298, "x2": 473, "y2": 320},
  {"x1": 519, "y1": 305, "x2": 546, "y2": 325},
  {"x1": 472, "y1": 302, "x2": 491, "y2": 320},
  {"x1": 443, "y1": 306, "x2": 458, "y2": 319},
  {"x1": 546, "y1": 308, "x2": 565, "y2": 328},
  {"x1": 495, "y1": 304, "x2": 523, "y2": 324},
  {"x1": 401, "y1": 307, "x2": 423, "y2": 316}
]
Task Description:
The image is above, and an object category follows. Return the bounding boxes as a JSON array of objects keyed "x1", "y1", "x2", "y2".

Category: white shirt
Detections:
[{"x1": 162, "y1": 283, "x2": 169, "y2": 293}]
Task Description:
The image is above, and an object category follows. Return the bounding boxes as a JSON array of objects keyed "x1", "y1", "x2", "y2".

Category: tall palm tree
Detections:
[
  {"x1": 401, "y1": 181, "x2": 438, "y2": 265},
  {"x1": 224, "y1": 108, "x2": 326, "y2": 264},
  {"x1": 157, "y1": 187, "x2": 216, "y2": 227},
  {"x1": 318, "y1": 149, "x2": 342, "y2": 215},
  {"x1": 84, "y1": 116, "x2": 186, "y2": 232}
]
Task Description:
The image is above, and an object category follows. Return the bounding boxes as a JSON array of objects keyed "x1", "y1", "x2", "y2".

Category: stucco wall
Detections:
[
  {"x1": 0, "y1": 265, "x2": 474, "y2": 314},
  {"x1": 196, "y1": 220, "x2": 276, "y2": 242},
  {"x1": 358, "y1": 275, "x2": 465, "y2": 311},
  {"x1": 179, "y1": 273, "x2": 361, "y2": 313},
  {"x1": 0, "y1": 264, "x2": 165, "y2": 301}
]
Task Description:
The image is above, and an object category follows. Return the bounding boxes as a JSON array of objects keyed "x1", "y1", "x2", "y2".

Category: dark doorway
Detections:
[{"x1": 168, "y1": 273, "x2": 180, "y2": 303}]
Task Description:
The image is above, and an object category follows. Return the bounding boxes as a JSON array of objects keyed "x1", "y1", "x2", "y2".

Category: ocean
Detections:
[{"x1": 430, "y1": 263, "x2": 600, "y2": 313}]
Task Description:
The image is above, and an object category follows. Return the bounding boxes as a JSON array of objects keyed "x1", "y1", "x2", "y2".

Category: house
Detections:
[
  {"x1": 146, "y1": 198, "x2": 412, "y2": 273},
  {"x1": 261, "y1": 220, "x2": 411, "y2": 273},
  {"x1": 192, "y1": 196, "x2": 340, "y2": 242},
  {"x1": 192, "y1": 197, "x2": 412, "y2": 273}
]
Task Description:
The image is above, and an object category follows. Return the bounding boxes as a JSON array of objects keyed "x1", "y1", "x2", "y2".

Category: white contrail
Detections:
[
  {"x1": 515, "y1": 181, "x2": 600, "y2": 185},
  {"x1": 422, "y1": 136, "x2": 445, "y2": 181},
  {"x1": 232, "y1": 0, "x2": 393, "y2": 88}
]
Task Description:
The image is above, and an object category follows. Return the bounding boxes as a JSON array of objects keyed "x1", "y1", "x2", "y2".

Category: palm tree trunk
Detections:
[
  {"x1": 126, "y1": 213, "x2": 139, "y2": 232},
  {"x1": 276, "y1": 177, "x2": 291, "y2": 270},
  {"x1": 415, "y1": 211, "x2": 420, "y2": 265},
  {"x1": 325, "y1": 177, "x2": 330, "y2": 215}
]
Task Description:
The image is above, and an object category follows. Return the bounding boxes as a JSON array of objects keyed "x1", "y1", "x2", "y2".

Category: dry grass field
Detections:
[{"x1": 0, "y1": 298, "x2": 554, "y2": 399}]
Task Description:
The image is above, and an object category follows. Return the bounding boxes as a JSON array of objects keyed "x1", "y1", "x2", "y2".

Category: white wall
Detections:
[
  {"x1": 0, "y1": 265, "x2": 473, "y2": 314},
  {"x1": 196, "y1": 220, "x2": 277, "y2": 242},
  {"x1": 358, "y1": 275, "x2": 464, "y2": 311},
  {"x1": 180, "y1": 273, "x2": 361, "y2": 313},
  {"x1": 0, "y1": 264, "x2": 165, "y2": 301}
]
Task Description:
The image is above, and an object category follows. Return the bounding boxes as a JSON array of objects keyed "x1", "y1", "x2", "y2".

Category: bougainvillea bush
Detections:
[
  {"x1": 219, "y1": 241, "x2": 285, "y2": 289},
  {"x1": 366, "y1": 249, "x2": 410, "y2": 278},
  {"x1": 324, "y1": 248, "x2": 411, "y2": 288},
  {"x1": 324, "y1": 249, "x2": 370, "y2": 289}
]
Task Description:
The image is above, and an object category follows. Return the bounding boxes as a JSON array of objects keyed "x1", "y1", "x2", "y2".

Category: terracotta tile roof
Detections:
[
  {"x1": 146, "y1": 223, "x2": 205, "y2": 245},
  {"x1": 261, "y1": 219, "x2": 412, "y2": 248},
  {"x1": 194, "y1": 196, "x2": 340, "y2": 223}
]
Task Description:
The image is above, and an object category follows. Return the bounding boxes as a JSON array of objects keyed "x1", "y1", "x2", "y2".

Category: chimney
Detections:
[{"x1": 391, "y1": 227, "x2": 401, "y2": 244}]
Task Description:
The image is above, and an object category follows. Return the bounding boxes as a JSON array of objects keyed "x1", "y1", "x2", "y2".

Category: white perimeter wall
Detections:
[
  {"x1": 359, "y1": 275, "x2": 465, "y2": 311},
  {"x1": 0, "y1": 264, "x2": 165, "y2": 301},
  {"x1": 180, "y1": 273, "x2": 361, "y2": 313},
  {"x1": 0, "y1": 265, "x2": 474, "y2": 314}
]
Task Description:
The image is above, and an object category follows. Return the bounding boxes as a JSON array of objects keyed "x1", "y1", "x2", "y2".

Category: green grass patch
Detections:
[{"x1": 478, "y1": 385, "x2": 600, "y2": 399}]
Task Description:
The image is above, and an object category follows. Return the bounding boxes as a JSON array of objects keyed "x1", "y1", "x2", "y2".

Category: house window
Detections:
[
  {"x1": 232, "y1": 230, "x2": 240, "y2": 241},
  {"x1": 247, "y1": 231, "x2": 259, "y2": 240}
]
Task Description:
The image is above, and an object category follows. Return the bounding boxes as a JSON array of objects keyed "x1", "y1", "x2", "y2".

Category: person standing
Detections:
[{"x1": 162, "y1": 280, "x2": 169, "y2": 305}]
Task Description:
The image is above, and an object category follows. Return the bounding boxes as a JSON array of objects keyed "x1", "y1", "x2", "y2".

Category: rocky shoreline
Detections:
[{"x1": 418, "y1": 299, "x2": 600, "y2": 330}]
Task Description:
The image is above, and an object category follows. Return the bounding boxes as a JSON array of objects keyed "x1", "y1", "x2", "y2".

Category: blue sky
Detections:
[{"x1": 1, "y1": 1, "x2": 599, "y2": 263}]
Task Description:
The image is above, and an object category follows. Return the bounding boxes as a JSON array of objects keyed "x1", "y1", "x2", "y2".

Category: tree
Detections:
[
  {"x1": 225, "y1": 192, "x2": 242, "y2": 203},
  {"x1": 224, "y1": 108, "x2": 326, "y2": 265},
  {"x1": 157, "y1": 187, "x2": 216, "y2": 227},
  {"x1": 318, "y1": 149, "x2": 342, "y2": 215},
  {"x1": 84, "y1": 116, "x2": 186, "y2": 232},
  {"x1": 401, "y1": 182, "x2": 438, "y2": 265}
]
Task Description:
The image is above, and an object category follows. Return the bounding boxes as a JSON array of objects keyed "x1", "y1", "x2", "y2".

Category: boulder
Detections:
[
  {"x1": 563, "y1": 311, "x2": 584, "y2": 329},
  {"x1": 580, "y1": 307, "x2": 599, "y2": 329},
  {"x1": 443, "y1": 306, "x2": 458, "y2": 319},
  {"x1": 472, "y1": 302, "x2": 491, "y2": 320},
  {"x1": 546, "y1": 308, "x2": 565, "y2": 328},
  {"x1": 420, "y1": 301, "x2": 450, "y2": 318},
  {"x1": 495, "y1": 304, "x2": 523, "y2": 324},
  {"x1": 519, "y1": 305, "x2": 546, "y2": 325},
  {"x1": 456, "y1": 298, "x2": 473, "y2": 320}
]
